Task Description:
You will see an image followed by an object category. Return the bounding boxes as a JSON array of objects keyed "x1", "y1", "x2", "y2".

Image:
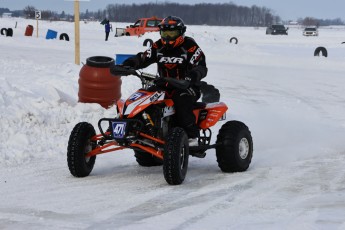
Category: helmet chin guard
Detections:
[
  {"x1": 161, "y1": 35, "x2": 185, "y2": 49},
  {"x1": 158, "y1": 16, "x2": 186, "y2": 48}
]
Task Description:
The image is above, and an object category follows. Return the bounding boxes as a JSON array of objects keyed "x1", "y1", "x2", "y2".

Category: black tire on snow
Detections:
[
  {"x1": 163, "y1": 127, "x2": 189, "y2": 185},
  {"x1": 143, "y1": 38, "x2": 153, "y2": 47},
  {"x1": 67, "y1": 122, "x2": 97, "y2": 177},
  {"x1": 216, "y1": 120, "x2": 253, "y2": 172},
  {"x1": 134, "y1": 150, "x2": 163, "y2": 167},
  {"x1": 1, "y1": 28, "x2": 8, "y2": 36},
  {"x1": 230, "y1": 37, "x2": 238, "y2": 44},
  {"x1": 200, "y1": 81, "x2": 220, "y2": 103},
  {"x1": 314, "y1": 47, "x2": 328, "y2": 57},
  {"x1": 6, "y1": 28, "x2": 13, "y2": 37},
  {"x1": 59, "y1": 33, "x2": 70, "y2": 41}
]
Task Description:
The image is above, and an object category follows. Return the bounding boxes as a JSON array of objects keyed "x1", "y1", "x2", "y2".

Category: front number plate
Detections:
[{"x1": 112, "y1": 121, "x2": 127, "y2": 138}]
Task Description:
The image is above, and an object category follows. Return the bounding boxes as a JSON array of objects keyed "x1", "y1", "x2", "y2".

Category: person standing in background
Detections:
[{"x1": 105, "y1": 20, "x2": 112, "y2": 41}]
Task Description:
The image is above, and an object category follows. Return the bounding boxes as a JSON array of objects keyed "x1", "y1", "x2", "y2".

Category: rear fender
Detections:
[{"x1": 195, "y1": 102, "x2": 228, "y2": 129}]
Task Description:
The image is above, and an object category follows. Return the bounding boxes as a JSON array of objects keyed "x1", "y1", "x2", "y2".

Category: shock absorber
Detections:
[{"x1": 142, "y1": 112, "x2": 155, "y2": 136}]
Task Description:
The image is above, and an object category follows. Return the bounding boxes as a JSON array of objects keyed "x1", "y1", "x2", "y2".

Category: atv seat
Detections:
[{"x1": 193, "y1": 102, "x2": 206, "y2": 109}]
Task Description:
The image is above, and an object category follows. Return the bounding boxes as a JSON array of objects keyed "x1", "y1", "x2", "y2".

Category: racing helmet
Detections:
[{"x1": 158, "y1": 16, "x2": 186, "y2": 48}]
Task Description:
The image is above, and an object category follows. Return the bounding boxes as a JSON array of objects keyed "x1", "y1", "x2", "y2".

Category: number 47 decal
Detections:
[{"x1": 112, "y1": 122, "x2": 126, "y2": 138}]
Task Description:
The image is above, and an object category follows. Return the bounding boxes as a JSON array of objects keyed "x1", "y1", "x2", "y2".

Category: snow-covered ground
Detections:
[{"x1": 1, "y1": 18, "x2": 345, "y2": 229}]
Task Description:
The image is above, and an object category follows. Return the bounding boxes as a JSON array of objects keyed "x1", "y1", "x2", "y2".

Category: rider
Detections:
[{"x1": 115, "y1": 16, "x2": 208, "y2": 145}]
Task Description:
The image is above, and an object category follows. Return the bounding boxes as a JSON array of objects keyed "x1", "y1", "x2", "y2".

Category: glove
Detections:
[
  {"x1": 122, "y1": 57, "x2": 139, "y2": 68},
  {"x1": 154, "y1": 77, "x2": 168, "y2": 88},
  {"x1": 110, "y1": 64, "x2": 133, "y2": 76},
  {"x1": 186, "y1": 71, "x2": 201, "y2": 87},
  {"x1": 121, "y1": 52, "x2": 143, "y2": 68}
]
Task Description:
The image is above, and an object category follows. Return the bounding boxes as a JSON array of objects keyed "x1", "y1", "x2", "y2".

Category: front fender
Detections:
[
  {"x1": 127, "y1": 99, "x2": 174, "y2": 118},
  {"x1": 116, "y1": 99, "x2": 125, "y2": 117}
]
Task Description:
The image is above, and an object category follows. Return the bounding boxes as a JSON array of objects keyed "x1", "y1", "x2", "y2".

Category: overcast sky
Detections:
[{"x1": 1, "y1": 0, "x2": 344, "y2": 21}]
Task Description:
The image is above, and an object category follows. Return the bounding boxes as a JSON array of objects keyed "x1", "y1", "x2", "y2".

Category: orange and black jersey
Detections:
[{"x1": 137, "y1": 36, "x2": 207, "y2": 82}]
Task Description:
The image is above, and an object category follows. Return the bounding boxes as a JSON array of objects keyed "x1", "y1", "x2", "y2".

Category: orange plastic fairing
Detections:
[{"x1": 197, "y1": 102, "x2": 228, "y2": 129}]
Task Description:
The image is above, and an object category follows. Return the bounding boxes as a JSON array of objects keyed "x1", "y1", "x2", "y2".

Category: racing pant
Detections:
[{"x1": 171, "y1": 87, "x2": 200, "y2": 138}]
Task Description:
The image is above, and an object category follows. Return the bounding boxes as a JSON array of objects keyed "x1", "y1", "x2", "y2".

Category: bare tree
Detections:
[
  {"x1": 23, "y1": 5, "x2": 36, "y2": 19},
  {"x1": 302, "y1": 17, "x2": 318, "y2": 26}
]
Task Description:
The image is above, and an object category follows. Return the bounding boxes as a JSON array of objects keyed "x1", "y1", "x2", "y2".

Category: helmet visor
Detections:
[{"x1": 160, "y1": 29, "x2": 180, "y2": 39}]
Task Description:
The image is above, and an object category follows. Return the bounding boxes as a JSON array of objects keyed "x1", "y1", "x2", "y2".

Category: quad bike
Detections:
[{"x1": 67, "y1": 66, "x2": 253, "y2": 185}]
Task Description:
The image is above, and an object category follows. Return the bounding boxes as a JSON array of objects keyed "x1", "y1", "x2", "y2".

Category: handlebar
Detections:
[
  {"x1": 110, "y1": 65, "x2": 190, "y2": 90},
  {"x1": 110, "y1": 65, "x2": 156, "y2": 80},
  {"x1": 110, "y1": 65, "x2": 157, "y2": 89}
]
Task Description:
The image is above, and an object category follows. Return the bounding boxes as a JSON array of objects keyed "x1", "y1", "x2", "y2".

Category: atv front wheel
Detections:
[
  {"x1": 216, "y1": 121, "x2": 253, "y2": 172},
  {"x1": 134, "y1": 150, "x2": 163, "y2": 167},
  {"x1": 67, "y1": 122, "x2": 97, "y2": 177},
  {"x1": 163, "y1": 127, "x2": 189, "y2": 185}
]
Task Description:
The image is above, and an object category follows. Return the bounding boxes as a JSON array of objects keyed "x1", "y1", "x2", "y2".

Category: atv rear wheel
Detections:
[
  {"x1": 163, "y1": 127, "x2": 189, "y2": 185},
  {"x1": 67, "y1": 122, "x2": 97, "y2": 177},
  {"x1": 134, "y1": 150, "x2": 163, "y2": 167},
  {"x1": 216, "y1": 121, "x2": 253, "y2": 172}
]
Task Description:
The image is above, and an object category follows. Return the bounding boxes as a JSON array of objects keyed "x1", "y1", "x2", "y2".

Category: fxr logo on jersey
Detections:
[
  {"x1": 190, "y1": 48, "x2": 202, "y2": 65},
  {"x1": 112, "y1": 122, "x2": 126, "y2": 138},
  {"x1": 159, "y1": 57, "x2": 184, "y2": 64}
]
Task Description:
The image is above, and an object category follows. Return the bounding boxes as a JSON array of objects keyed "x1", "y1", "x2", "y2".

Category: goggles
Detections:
[{"x1": 160, "y1": 29, "x2": 180, "y2": 39}]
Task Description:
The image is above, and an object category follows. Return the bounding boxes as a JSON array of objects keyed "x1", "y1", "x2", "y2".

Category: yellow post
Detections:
[{"x1": 74, "y1": 0, "x2": 80, "y2": 65}]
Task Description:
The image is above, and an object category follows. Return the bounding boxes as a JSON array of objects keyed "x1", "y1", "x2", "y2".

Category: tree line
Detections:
[
  {"x1": 1, "y1": 3, "x2": 344, "y2": 26},
  {"x1": 1, "y1": 3, "x2": 279, "y2": 26},
  {"x1": 93, "y1": 3, "x2": 280, "y2": 27},
  {"x1": 298, "y1": 17, "x2": 344, "y2": 26}
]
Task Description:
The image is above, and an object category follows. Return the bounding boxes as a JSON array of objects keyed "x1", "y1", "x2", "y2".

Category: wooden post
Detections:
[
  {"x1": 35, "y1": 11, "x2": 41, "y2": 38},
  {"x1": 66, "y1": 0, "x2": 89, "y2": 65},
  {"x1": 74, "y1": 0, "x2": 80, "y2": 65}
]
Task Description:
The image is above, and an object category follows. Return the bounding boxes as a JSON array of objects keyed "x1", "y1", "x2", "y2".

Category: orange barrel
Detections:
[
  {"x1": 25, "y1": 25, "x2": 33, "y2": 36},
  {"x1": 78, "y1": 56, "x2": 122, "y2": 108}
]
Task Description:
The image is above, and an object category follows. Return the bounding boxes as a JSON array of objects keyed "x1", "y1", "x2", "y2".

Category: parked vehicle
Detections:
[
  {"x1": 115, "y1": 17, "x2": 162, "y2": 37},
  {"x1": 67, "y1": 66, "x2": 253, "y2": 185},
  {"x1": 266, "y1": 24, "x2": 288, "y2": 35},
  {"x1": 303, "y1": 27, "x2": 318, "y2": 36}
]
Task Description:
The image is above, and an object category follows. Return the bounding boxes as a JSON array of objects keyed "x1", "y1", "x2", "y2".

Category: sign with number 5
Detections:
[{"x1": 35, "y1": 11, "x2": 41, "y2": 20}]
